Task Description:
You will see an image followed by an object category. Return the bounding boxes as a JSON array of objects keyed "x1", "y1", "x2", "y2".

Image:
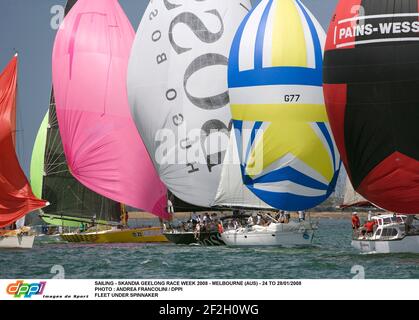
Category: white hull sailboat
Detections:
[
  {"x1": 215, "y1": 0, "x2": 338, "y2": 248},
  {"x1": 351, "y1": 214, "x2": 419, "y2": 254},
  {"x1": 0, "y1": 234, "x2": 35, "y2": 249},
  {"x1": 0, "y1": 226, "x2": 35, "y2": 249},
  {"x1": 352, "y1": 236, "x2": 419, "y2": 254},
  {"x1": 221, "y1": 222, "x2": 316, "y2": 247}
]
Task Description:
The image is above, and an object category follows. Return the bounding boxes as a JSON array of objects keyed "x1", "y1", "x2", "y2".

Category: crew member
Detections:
[
  {"x1": 352, "y1": 212, "x2": 360, "y2": 230},
  {"x1": 217, "y1": 221, "x2": 224, "y2": 234},
  {"x1": 364, "y1": 220, "x2": 376, "y2": 235}
]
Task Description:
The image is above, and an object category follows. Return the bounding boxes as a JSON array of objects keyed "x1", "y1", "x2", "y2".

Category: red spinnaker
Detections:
[
  {"x1": 323, "y1": 0, "x2": 419, "y2": 214},
  {"x1": 0, "y1": 55, "x2": 47, "y2": 227}
]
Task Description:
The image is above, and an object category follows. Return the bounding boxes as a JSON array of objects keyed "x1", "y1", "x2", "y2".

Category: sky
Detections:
[{"x1": 0, "y1": 0, "x2": 339, "y2": 176}]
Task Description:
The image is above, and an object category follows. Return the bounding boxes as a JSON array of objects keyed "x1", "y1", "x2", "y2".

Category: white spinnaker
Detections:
[
  {"x1": 213, "y1": 129, "x2": 272, "y2": 209},
  {"x1": 127, "y1": 0, "x2": 251, "y2": 207}
]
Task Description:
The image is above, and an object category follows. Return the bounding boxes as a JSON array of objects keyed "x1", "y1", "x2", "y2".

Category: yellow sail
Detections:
[{"x1": 228, "y1": 0, "x2": 340, "y2": 210}]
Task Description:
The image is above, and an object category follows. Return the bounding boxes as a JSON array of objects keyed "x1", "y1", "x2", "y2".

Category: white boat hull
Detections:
[
  {"x1": 221, "y1": 223, "x2": 315, "y2": 247},
  {"x1": 0, "y1": 235, "x2": 35, "y2": 249},
  {"x1": 352, "y1": 235, "x2": 419, "y2": 254}
]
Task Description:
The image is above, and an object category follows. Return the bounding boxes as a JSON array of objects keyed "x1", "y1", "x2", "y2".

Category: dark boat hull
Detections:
[{"x1": 163, "y1": 231, "x2": 225, "y2": 246}]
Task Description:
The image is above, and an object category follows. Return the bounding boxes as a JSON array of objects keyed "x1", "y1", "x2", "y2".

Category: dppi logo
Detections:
[{"x1": 6, "y1": 280, "x2": 46, "y2": 298}]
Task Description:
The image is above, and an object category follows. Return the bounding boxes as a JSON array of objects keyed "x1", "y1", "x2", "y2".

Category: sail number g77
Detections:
[{"x1": 284, "y1": 94, "x2": 301, "y2": 102}]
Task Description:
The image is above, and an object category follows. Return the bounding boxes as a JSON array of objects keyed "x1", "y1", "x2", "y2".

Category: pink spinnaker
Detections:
[{"x1": 52, "y1": 0, "x2": 168, "y2": 218}]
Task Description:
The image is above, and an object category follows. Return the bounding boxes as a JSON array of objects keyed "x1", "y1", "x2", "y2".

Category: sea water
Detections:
[{"x1": 1, "y1": 219, "x2": 418, "y2": 279}]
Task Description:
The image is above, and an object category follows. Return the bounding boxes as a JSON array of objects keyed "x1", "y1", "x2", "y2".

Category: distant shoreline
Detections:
[{"x1": 128, "y1": 211, "x2": 379, "y2": 221}]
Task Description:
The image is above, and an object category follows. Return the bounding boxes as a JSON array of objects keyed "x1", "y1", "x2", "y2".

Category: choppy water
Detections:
[{"x1": 1, "y1": 219, "x2": 419, "y2": 279}]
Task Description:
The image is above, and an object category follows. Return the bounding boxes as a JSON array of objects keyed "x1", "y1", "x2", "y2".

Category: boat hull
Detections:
[
  {"x1": 221, "y1": 228, "x2": 315, "y2": 247},
  {"x1": 0, "y1": 235, "x2": 35, "y2": 249},
  {"x1": 163, "y1": 232, "x2": 225, "y2": 246},
  {"x1": 60, "y1": 227, "x2": 168, "y2": 243},
  {"x1": 352, "y1": 235, "x2": 419, "y2": 254}
]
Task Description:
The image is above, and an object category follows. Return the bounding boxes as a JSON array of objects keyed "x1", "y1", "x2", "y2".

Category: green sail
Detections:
[
  {"x1": 30, "y1": 112, "x2": 48, "y2": 200},
  {"x1": 30, "y1": 111, "x2": 82, "y2": 228}
]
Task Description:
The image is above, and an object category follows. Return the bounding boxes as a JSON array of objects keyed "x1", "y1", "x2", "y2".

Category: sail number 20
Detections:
[{"x1": 284, "y1": 94, "x2": 300, "y2": 103}]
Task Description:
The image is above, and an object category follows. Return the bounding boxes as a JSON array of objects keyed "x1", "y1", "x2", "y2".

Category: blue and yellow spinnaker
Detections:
[{"x1": 228, "y1": 0, "x2": 340, "y2": 210}]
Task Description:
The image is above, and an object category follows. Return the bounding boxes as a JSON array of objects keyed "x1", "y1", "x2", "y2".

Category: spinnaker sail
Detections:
[
  {"x1": 52, "y1": 0, "x2": 168, "y2": 218},
  {"x1": 30, "y1": 96, "x2": 122, "y2": 227},
  {"x1": 324, "y1": 0, "x2": 419, "y2": 214},
  {"x1": 127, "y1": 0, "x2": 251, "y2": 207},
  {"x1": 30, "y1": 0, "x2": 122, "y2": 227},
  {"x1": 228, "y1": 0, "x2": 340, "y2": 211},
  {"x1": 0, "y1": 55, "x2": 48, "y2": 228}
]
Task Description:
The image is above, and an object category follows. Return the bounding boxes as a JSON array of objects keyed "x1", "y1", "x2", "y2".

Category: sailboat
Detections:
[
  {"x1": 0, "y1": 54, "x2": 48, "y2": 249},
  {"x1": 37, "y1": 0, "x2": 169, "y2": 243},
  {"x1": 216, "y1": 130, "x2": 318, "y2": 246},
  {"x1": 350, "y1": 213, "x2": 419, "y2": 254},
  {"x1": 127, "y1": 0, "x2": 254, "y2": 245},
  {"x1": 340, "y1": 172, "x2": 419, "y2": 253},
  {"x1": 159, "y1": 191, "x2": 227, "y2": 246},
  {"x1": 219, "y1": 0, "x2": 340, "y2": 247},
  {"x1": 31, "y1": 98, "x2": 167, "y2": 243}
]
